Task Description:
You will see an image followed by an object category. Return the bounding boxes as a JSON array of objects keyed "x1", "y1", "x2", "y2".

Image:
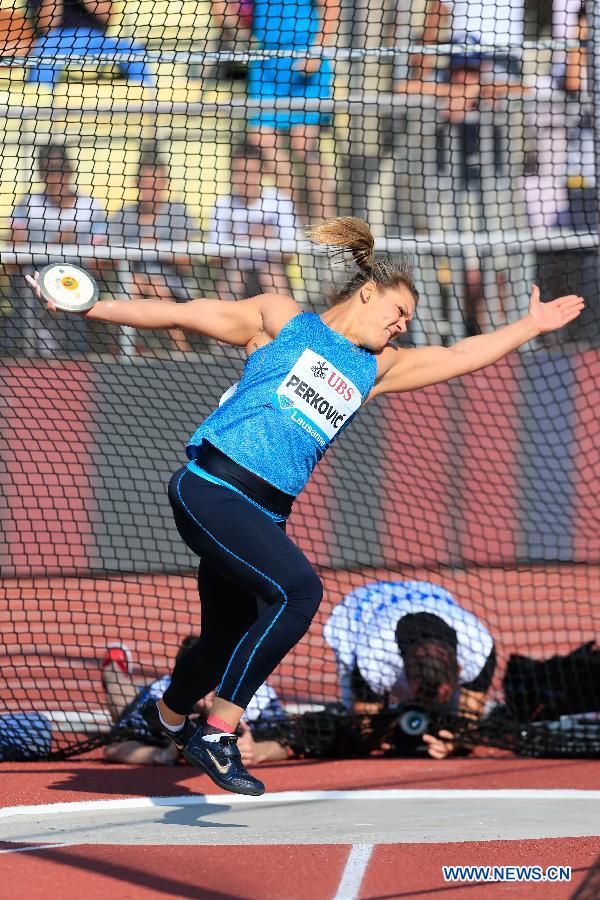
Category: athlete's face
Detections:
[{"x1": 360, "y1": 283, "x2": 416, "y2": 350}]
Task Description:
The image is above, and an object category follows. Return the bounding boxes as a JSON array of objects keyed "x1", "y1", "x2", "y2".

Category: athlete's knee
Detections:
[{"x1": 284, "y1": 568, "x2": 323, "y2": 621}]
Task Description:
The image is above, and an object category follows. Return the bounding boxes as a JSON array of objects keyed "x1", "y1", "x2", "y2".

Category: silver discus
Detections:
[{"x1": 38, "y1": 264, "x2": 99, "y2": 313}]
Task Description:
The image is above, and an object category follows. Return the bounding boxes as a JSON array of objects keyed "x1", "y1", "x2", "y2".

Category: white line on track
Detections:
[
  {"x1": 0, "y1": 843, "x2": 76, "y2": 855},
  {"x1": 333, "y1": 843, "x2": 374, "y2": 900},
  {"x1": 0, "y1": 788, "x2": 598, "y2": 819}
]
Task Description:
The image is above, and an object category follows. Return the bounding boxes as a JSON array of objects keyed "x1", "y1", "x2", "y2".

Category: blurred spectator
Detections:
[
  {"x1": 442, "y1": 0, "x2": 524, "y2": 44},
  {"x1": 395, "y1": 35, "x2": 529, "y2": 335},
  {"x1": 0, "y1": 4, "x2": 35, "y2": 57},
  {"x1": 107, "y1": 147, "x2": 202, "y2": 355},
  {"x1": 324, "y1": 581, "x2": 496, "y2": 759},
  {"x1": 26, "y1": 0, "x2": 152, "y2": 85},
  {"x1": 535, "y1": 2, "x2": 593, "y2": 225},
  {"x1": 394, "y1": 0, "x2": 451, "y2": 85},
  {"x1": 523, "y1": 8, "x2": 592, "y2": 221},
  {"x1": 243, "y1": 0, "x2": 339, "y2": 223},
  {"x1": 211, "y1": 0, "x2": 253, "y2": 80},
  {"x1": 553, "y1": 0, "x2": 585, "y2": 80},
  {"x1": 522, "y1": 89, "x2": 568, "y2": 230},
  {"x1": 101, "y1": 638, "x2": 291, "y2": 766},
  {"x1": 207, "y1": 142, "x2": 299, "y2": 300},
  {"x1": 559, "y1": 4, "x2": 594, "y2": 229},
  {"x1": 440, "y1": 0, "x2": 524, "y2": 75},
  {"x1": 3, "y1": 142, "x2": 107, "y2": 356},
  {"x1": 523, "y1": 4, "x2": 593, "y2": 231},
  {"x1": 395, "y1": 0, "x2": 524, "y2": 90},
  {"x1": 531, "y1": 3, "x2": 597, "y2": 335}
]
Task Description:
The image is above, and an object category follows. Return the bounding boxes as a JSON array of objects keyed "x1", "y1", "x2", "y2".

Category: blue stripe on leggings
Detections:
[
  {"x1": 175, "y1": 469, "x2": 288, "y2": 704},
  {"x1": 185, "y1": 461, "x2": 288, "y2": 522}
]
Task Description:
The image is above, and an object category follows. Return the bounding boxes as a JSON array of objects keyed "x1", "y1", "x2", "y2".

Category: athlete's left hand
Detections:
[
  {"x1": 527, "y1": 284, "x2": 585, "y2": 334},
  {"x1": 423, "y1": 729, "x2": 456, "y2": 759}
]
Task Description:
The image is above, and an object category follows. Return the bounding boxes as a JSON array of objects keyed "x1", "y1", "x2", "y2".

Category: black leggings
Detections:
[{"x1": 162, "y1": 466, "x2": 323, "y2": 714}]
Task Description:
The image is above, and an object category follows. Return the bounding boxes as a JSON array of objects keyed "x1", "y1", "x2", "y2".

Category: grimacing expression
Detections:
[{"x1": 361, "y1": 284, "x2": 416, "y2": 350}]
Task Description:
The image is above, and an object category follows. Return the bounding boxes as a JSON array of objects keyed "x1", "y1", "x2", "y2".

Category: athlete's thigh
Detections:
[
  {"x1": 198, "y1": 558, "x2": 259, "y2": 632},
  {"x1": 176, "y1": 470, "x2": 316, "y2": 602}
]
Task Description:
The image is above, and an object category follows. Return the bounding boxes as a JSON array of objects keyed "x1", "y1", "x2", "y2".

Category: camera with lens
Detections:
[
  {"x1": 378, "y1": 702, "x2": 434, "y2": 756},
  {"x1": 395, "y1": 704, "x2": 431, "y2": 737}
]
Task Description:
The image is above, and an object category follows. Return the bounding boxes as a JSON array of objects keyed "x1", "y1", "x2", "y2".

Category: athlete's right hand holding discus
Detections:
[
  {"x1": 24, "y1": 219, "x2": 585, "y2": 791},
  {"x1": 27, "y1": 265, "x2": 99, "y2": 315}
]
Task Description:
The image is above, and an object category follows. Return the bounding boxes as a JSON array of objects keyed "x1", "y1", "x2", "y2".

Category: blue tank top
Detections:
[
  {"x1": 187, "y1": 312, "x2": 378, "y2": 496},
  {"x1": 252, "y1": 0, "x2": 319, "y2": 49}
]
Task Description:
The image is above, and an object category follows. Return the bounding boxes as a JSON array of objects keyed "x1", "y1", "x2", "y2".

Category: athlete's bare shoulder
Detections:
[
  {"x1": 363, "y1": 343, "x2": 411, "y2": 403},
  {"x1": 244, "y1": 293, "x2": 302, "y2": 357},
  {"x1": 373, "y1": 343, "x2": 405, "y2": 380},
  {"x1": 257, "y1": 293, "x2": 303, "y2": 339}
]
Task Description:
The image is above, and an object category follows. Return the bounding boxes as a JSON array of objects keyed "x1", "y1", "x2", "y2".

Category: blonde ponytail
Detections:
[
  {"x1": 305, "y1": 216, "x2": 375, "y2": 272},
  {"x1": 307, "y1": 217, "x2": 419, "y2": 307}
]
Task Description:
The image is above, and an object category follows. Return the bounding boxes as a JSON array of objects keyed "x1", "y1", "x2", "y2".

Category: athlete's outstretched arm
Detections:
[
  {"x1": 374, "y1": 286, "x2": 585, "y2": 396},
  {"x1": 26, "y1": 272, "x2": 292, "y2": 347},
  {"x1": 83, "y1": 295, "x2": 268, "y2": 346}
]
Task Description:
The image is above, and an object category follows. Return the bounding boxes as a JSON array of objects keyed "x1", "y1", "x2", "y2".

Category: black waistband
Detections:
[{"x1": 192, "y1": 442, "x2": 295, "y2": 518}]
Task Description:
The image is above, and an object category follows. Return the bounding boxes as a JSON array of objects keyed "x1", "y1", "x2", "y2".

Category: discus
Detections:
[{"x1": 38, "y1": 263, "x2": 99, "y2": 313}]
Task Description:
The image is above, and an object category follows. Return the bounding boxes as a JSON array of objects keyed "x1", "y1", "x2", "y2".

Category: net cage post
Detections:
[{"x1": 593, "y1": 0, "x2": 600, "y2": 275}]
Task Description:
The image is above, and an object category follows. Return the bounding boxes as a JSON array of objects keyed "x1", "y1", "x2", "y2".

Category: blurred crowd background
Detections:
[{"x1": 0, "y1": 0, "x2": 597, "y2": 357}]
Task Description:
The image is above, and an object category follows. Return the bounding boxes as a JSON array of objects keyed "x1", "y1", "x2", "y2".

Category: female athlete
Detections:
[{"x1": 27, "y1": 217, "x2": 584, "y2": 796}]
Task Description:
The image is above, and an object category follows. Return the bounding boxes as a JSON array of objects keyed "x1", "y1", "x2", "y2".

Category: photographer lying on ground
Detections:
[{"x1": 324, "y1": 580, "x2": 497, "y2": 758}]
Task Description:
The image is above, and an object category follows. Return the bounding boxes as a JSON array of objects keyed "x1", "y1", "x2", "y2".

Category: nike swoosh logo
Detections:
[{"x1": 205, "y1": 748, "x2": 231, "y2": 776}]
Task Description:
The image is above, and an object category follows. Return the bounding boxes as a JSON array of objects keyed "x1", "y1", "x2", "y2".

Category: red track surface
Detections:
[
  {"x1": 363, "y1": 841, "x2": 598, "y2": 900},
  {"x1": 1, "y1": 754, "x2": 599, "y2": 807},
  {"x1": 1, "y1": 756, "x2": 598, "y2": 898},
  {"x1": 0, "y1": 840, "x2": 597, "y2": 899}
]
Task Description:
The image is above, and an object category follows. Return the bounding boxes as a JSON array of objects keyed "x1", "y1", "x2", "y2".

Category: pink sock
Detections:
[{"x1": 206, "y1": 714, "x2": 233, "y2": 733}]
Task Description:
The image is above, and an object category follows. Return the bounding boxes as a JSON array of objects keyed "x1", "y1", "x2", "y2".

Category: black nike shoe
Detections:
[
  {"x1": 182, "y1": 730, "x2": 265, "y2": 796},
  {"x1": 140, "y1": 698, "x2": 198, "y2": 751}
]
